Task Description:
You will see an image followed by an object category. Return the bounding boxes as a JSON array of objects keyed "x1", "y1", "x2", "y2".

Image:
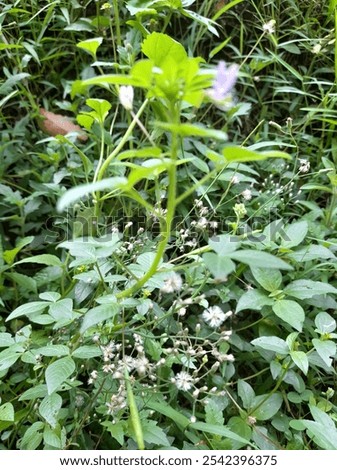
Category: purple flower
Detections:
[{"x1": 209, "y1": 61, "x2": 239, "y2": 101}]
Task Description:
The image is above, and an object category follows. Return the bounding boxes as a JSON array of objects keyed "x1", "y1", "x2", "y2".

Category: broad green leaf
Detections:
[
  {"x1": 0, "y1": 403, "x2": 14, "y2": 422},
  {"x1": 20, "y1": 422, "x2": 44, "y2": 450},
  {"x1": 272, "y1": 299, "x2": 305, "y2": 331},
  {"x1": 0, "y1": 333, "x2": 14, "y2": 347},
  {"x1": 290, "y1": 351, "x2": 309, "y2": 375},
  {"x1": 315, "y1": 312, "x2": 336, "y2": 334},
  {"x1": 205, "y1": 399, "x2": 224, "y2": 425},
  {"x1": 49, "y1": 299, "x2": 73, "y2": 321},
  {"x1": 141, "y1": 420, "x2": 170, "y2": 446},
  {"x1": 237, "y1": 380, "x2": 255, "y2": 409},
  {"x1": 86, "y1": 98, "x2": 111, "y2": 123},
  {"x1": 5, "y1": 272, "x2": 37, "y2": 292},
  {"x1": 14, "y1": 254, "x2": 62, "y2": 267},
  {"x1": 141, "y1": 32, "x2": 187, "y2": 66},
  {"x1": 229, "y1": 250, "x2": 293, "y2": 270},
  {"x1": 288, "y1": 245, "x2": 335, "y2": 262},
  {"x1": 222, "y1": 146, "x2": 290, "y2": 163},
  {"x1": 6, "y1": 301, "x2": 49, "y2": 321},
  {"x1": 299, "y1": 415, "x2": 337, "y2": 450},
  {"x1": 35, "y1": 345, "x2": 70, "y2": 357},
  {"x1": 102, "y1": 421, "x2": 124, "y2": 446},
  {"x1": 312, "y1": 339, "x2": 336, "y2": 367},
  {"x1": 39, "y1": 292, "x2": 61, "y2": 302},
  {"x1": 202, "y1": 253, "x2": 235, "y2": 281},
  {"x1": 72, "y1": 346, "x2": 102, "y2": 359},
  {"x1": 208, "y1": 234, "x2": 240, "y2": 255},
  {"x1": 236, "y1": 289, "x2": 274, "y2": 313},
  {"x1": 189, "y1": 422, "x2": 254, "y2": 446},
  {"x1": 281, "y1": 220, "x2": 308, "y2": 248},
  {"x1": 284, "y1": 280, "x2": 337, "y2": 300},
  {"x1": 155, "y1": 122, "x2": 227, "y2": 140},
  {"x1": 77, "y1": 37, "x2": 103, "y2": 58},
  {"x1": 57, "y1": 177, "x2": 127, "y2": 212},
  {"x1": 0, "y1": 348, "x2": 22, "y2": 371},
  {"x1": 43, "y1": 426, "x2": 62, "y2": 448},
  {"x1": 251, "y1": 336, "x2": 289, "y2": 355},
  {"x1": 80, "y1": 304, "x2": 120, "y2": 333},
  {"x1": 251, "y1": 267, "x2": 282, "y2": 292},
  {"x1": 148, "y1": 400, "x2": 190, "y2": 430},
  {"x1": 251, "y1": 393, "x2": 283, "y2": 420},
  {"x1": 19, "y1": 384, "x2": 48, "y2": 401},
  {"x1": 45, "y1": 357, "x2": 76, "y2": 395},
  {"x1": 3, "y1": 236, "x2": 34, "y2": 265},
  {"x1": 39, "y1": 393, "x2": 62, "y2": 428}
]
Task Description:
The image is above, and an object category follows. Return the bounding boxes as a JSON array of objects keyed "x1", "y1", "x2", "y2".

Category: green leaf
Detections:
[
  {"x1": 312, "y1": 339, "x2": 336, "y2": 367},
  {"x1": 0, "y1": 403, "x2": 14, "y2": 422},
  {"x1": 77, "y1": 37, "x2": 103, "y2": 58},
  {"x1": 315, "y1": 312, "x2": 336, "y2": 334},
  {"x1": 205, "y1": 399, "x2": 224, "y2": 425},
  {"x1": 290, "y1": 351, "x2": 309, "y2": 375},
  {"x1": 236, "y1": 289, "x2": 274, "y2": 313},
  {"x1": 251, "y1": 267, "x2": 282, "y2": 292},
  {"x1": 49, "y1": 299, "x2": 73, "y2": 321},
  {"x1": 3, "y1": 236, "x2": 34, "y2": 265},
  {"x1": 5, "y1": 272, "x2": 37, "y2": 292},
  {"x1": 281, "y1": 221, "x2": 308, "y2": 248},
  {"x1": 20, "y1": 422, "x2": 44, "y2": 450},
  {"x1": 155, "y1": 122, "x2": 227, "y2": 140},
  {"x1": 80, "y1": 304, "x2": 120, "y2": 333},
  {"x1": 251, "y1": 336, "x2": 289, "y2": 355},
  {"x1": 189, "y1": 422, "x2": 254, "y2": 446},
  {"x1": 141, "y1": 32, "x2": 187, "y2": 66},
  {"x1": 14, "y1": 254, "x2": 62, "y2": 267},
  {"x1": 86, "y1": 98, "x2": 111, "y2": 123},
  {"x1": 228, "y1": 250, "x2": 293, "y2": 270},
  {"x1": 208, "y1": 234, "x2": 240, "y2": 255},
  {"x1": 0, "y1": 348, "x2": 22, "y2": 371},
  {"x1": 237, "y1": 380, "x2": 255, "y2": 409},
  {"x1": 148, "y1": 400, "x2": 190, "y2": 430},
  {"x1": 202, "y1": 253, "x2": 235, "y2": 281},
  {"x1": 39, "y1": 393, "x2": 62, "y2": 428},
  {"x1": 39, "y1": 292, "x2": 61, "y2": 302},
  {"x1": 102, "y1": 421, "x2": 124, "y2": 446},
  {"x1": 288, "y1": 245, "x2": 335, "y2": 262},
  {"x1": 72, "y1": 346, "x2": 102, "y2": 359},
  {"x1": 45, "y1": 357, "x2": 76, "y2": 395},
  {"x1": 35, "y1": 345, "x2": 70, "y2": 357},
  {"x1": 19, "y1": 385, "x2": 48, "y2": 401},
  {"x1": 222, "y1": 146, "x2": 290, "y2": 163},
  {"x1": 6, "y1": 301, "x2": 49, "y2": 321},
  {"x1": 284, "y1": 280, "x2": 337, "y2": 300},
  {"x1": 57, "y1": 177, "x2": 127, "y2": 212},
  {"x1": 272, "y1": 299, "x2": 305, "y2": 331},
  {"x1": 0, "y1": 333, "x2": 14, "y2": 347},
  {"x1": 251, "y1": 393, "x2": 283, "y2": 421},
  {"x1": 142, "y1": 420, "x2": 170, "y2": 446}
]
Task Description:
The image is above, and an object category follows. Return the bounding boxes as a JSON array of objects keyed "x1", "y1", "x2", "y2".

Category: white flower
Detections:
[
  {"x1": 299, "y1": 159, "x2": 310, "y2": 173},
  {"x1": 119, "y1": 85, "x2": 134, "y2": 110},
  {"x1": 160, "y1": 272, "x2": 183, "y2": 293},
  {"x1": 312, "y1": 44, "x2": 321, "y2": 54},
  {"x1": 202, "y1": 306, "x2": 232, "y2": 328},
  {"x1": 173, "y1": 371, "x2": 194, "y2": 392},
  {"x1": 242, "y1": 188, "x2": 252, "y2": 201},
  {"x1": 263, "y1": 19, "x2": 276, "y2": 34}
]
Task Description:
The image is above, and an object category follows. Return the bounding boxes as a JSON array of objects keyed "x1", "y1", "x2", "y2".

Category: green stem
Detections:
[{"x1": 112, "y1": 0, "x2": 122, "y2": 48}]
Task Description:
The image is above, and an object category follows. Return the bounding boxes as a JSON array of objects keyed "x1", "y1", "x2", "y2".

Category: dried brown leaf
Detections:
[{"x1": 39, "y1": 108, "x2": 87, "y2": 142}]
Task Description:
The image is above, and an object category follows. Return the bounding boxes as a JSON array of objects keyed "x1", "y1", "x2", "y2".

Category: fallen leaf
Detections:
[{"x1": 38, "y1": 108, "x2": 87, "y2": 142}]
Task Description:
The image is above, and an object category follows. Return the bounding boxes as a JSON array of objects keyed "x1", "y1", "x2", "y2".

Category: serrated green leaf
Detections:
[
  {"x1": 236, "y1": 289, "x2": 274, "y2": 313},
  {"x1": 6, "y1": 301, "x2": 49, "y2": 321},
  {"x1": 45, "y1": 357, "x2": 76, "y2": 395},
  {"x1": 141, "y1": 420, "x2": 170, "y2": 446}
]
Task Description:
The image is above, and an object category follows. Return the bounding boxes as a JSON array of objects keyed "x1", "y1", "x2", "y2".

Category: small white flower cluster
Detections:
[
  {"x1": 160, "y1": 272, "x2": 183, "y2": 294},
  {"x1": 299, "y1": 159, "x2": 310, "y2": 173},
  {"x1": 263, "y1": 19, "x2": 276, "y2": 34},
  {"x1": 172, "y1": 371, "x2": 194, "y2": 392},
  {"x1": 258, "y1": 171, "x2": 302, "y2": 204},
  {"x1": 106, "y1": 382, "x2": 127, "y2": 415},
  {"x1": 202, "y1": 306, "x2": 233, "y2": 328}
]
